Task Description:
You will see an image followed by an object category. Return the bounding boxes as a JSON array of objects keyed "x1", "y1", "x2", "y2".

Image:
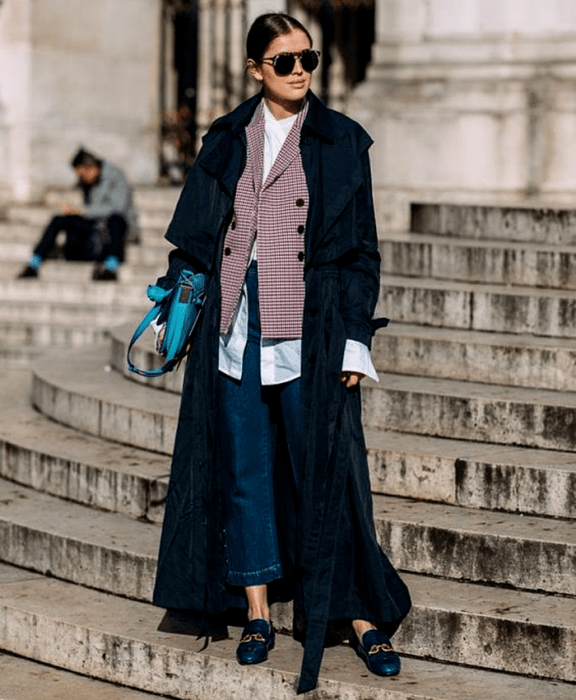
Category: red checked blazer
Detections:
[{"x1": 219, "y1": 100, "x2": 309, "y2": 338}]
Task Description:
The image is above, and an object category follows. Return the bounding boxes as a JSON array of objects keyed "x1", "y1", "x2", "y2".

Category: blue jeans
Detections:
[{"x1": 218, "y1": 263, "x2": 302, "y2": 587}]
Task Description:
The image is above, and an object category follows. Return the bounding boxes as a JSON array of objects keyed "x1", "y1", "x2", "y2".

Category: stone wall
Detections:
[
  {"x1": 348, "y1": 0, "x2": 576, "y2": 232},
  {"x1": 0, "y1": 0, "x2": 161, "y2": 202}
]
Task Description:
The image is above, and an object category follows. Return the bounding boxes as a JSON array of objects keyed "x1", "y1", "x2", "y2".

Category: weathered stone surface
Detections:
[
  {"x1": 368, "y1": 429, "x2": 576, "y2": 519},
  {"x1": 0, "y1": 404, "x2": 169, "y2": 523},
  {"x1": 380, "y1": 234, "x2": 576, "y2": 289},
  {"x1": 0, "y1": 564, "x2": 575, "y2": 697},
  {"x1": 363, "y1": 373, "x2": 576, "y2": 451},
  {"x1": 372, "y1": 324, "x2": 576, "y2": 391},
  {"x1": 378, "y1": 276, "x2": 576, "y2": 338},
  {"x1": 31, "y1": 350, "x2": 179, "y2": 455},
  {"x1": 375, "y1": 496, "x2": 576, "y2": 595},
  {"x1": 411, "y1": 204, "x2": 576, "y2": 245},
  {"x1": 0, "y1": 650, "x2": 165, "y2": 700},
  {"x1": 1, "y1": 470, "x2": 574, "y2": 603}
]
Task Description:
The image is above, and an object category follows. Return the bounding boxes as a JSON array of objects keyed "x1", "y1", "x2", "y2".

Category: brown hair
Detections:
[{"x1": 246, "y1": 13, "x2": 312, "y2": 62}]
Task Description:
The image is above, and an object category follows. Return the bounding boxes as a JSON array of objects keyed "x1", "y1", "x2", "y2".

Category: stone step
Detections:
[
  {"x1": 0, "y1": 472, "x2": 574, "y2": 598},
  {"x1": 0, "y1": 301, "x2": 142, "y2": 326},
  {"x1": 0, "y1": 319, "x2": 111, "y2": 349},
  {"x1": 378, "y1": 274, "x2": 576, "y2": 338},
  {"x1": 0, "y1": 650, "x2": 165, "y2": 700},
  {"x1": 364, "y1": 372, "x2": 576, "y2": 452},
  {"x1": 32, "y1": 349, "x2": 180, "y2": 455},
  {"x1": 411, "y1": 202, "x2": 576, "y2": 245},
  {"x1": 3, "y1": 278, "x2": 150, "y2": 306},
  {"x1": 372, "y1": 323, "x2": 576, "y2": 392},
  {"x1": 5, "y1": 373, "x2": 576, "y2": 522},
  {"x1": 381, "y1": 233, "x2": 576, "y2": 289},
  {"x1": 0, "y1": 259, "x2": 164, "y2": 284},
  {"x1": 1, "y1": 563, "x2": 575, "y2": 690},
  {"x1": 0, "y1": 400, "x2": 169, "y2": 524},
  {"x1": 367, "y1": 429, "x2": 576, "y2": 519},
  {"x1": 44, "y1": 186, "x2": 181, "y2": 212},
  {"x1": 0, "y1": 220, "x2": 171, "y2": 250},
  {"x1": 32, "y1": 345, "x2": 576, "y2": 468},
  {"x1": 5, "y1": 205, "x2": 171, "y2": 231},
  {"x1": 112, "y1": 319, "x2": 576, "y2": 394}
]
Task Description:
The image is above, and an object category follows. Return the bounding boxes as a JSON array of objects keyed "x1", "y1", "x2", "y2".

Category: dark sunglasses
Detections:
[{"x1": 260, "y1": 49, "x2": 321, "y2": 76}]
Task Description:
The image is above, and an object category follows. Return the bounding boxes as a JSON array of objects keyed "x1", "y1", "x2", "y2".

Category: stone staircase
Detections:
[
  {"x1": 0, "y1": 197, "x2": 575, "y2": 698},
  {"x1": 0, "y1": 187, "x2": 178, "y2": 366}
]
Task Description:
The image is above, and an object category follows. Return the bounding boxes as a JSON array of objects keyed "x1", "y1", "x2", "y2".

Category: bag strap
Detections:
[{"x1": 126, "y1": 283, "x2": 178, "y2": 377}]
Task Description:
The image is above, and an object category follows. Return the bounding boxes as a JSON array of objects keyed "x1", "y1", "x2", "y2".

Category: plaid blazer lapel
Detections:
[
  {"x1": 262, "y1": 100, "x2": 309, "y2": 190},
  {"x1": 245, "y1": 102, "x2": 266, "y2": 195}
]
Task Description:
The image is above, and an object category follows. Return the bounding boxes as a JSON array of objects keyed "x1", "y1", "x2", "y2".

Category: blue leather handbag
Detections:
[{"x1": 127, "y1": 269, "x2": 205, "y2": 377}]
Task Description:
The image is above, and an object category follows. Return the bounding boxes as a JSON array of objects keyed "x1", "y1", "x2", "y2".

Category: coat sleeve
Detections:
[
  {"x1": 338, "y1": 148, "x2": 381, "y2": 349},
  {"x1": 154, "y1": 248, "x2": 202, "y2": 290}
]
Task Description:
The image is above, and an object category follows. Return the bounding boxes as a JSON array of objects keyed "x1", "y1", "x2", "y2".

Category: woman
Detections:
[{"x1": 152, "y1": 13, "x2": 411, "y2": 693}]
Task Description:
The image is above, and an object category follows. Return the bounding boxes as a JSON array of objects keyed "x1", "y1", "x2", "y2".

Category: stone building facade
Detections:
[{"x1": 2, "y1": 0, "x2": 576, "y2": 219}]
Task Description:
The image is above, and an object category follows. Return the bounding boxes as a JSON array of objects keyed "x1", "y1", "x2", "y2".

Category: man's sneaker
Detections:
[
  {"x1": 17, "y1": 265, "x2": 38, "y2": 279},
  {"x1": 92, "y1": 265, "x2": 117, "y2": 281}
]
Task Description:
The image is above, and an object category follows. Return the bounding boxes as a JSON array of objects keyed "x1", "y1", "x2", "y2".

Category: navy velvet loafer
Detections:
[
  {"x1": 354, "y1": 629, "x2": 401, "y2": 677},
  {"x1": 236, "y1": 619, "x2": 275, "y2": 665}
]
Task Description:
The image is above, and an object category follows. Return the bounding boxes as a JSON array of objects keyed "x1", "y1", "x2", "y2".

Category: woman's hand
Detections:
[{"x1": 340, "y1": 371, "x2": 365, "y2": 388}]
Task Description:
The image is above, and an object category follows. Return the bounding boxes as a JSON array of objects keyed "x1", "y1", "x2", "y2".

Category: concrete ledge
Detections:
[
  {"x1": 1, "y1": 565, "x2": 575, "y2": 691},
  {"x1": 0, "y1": 404, "x2": 169, "y2": 523},
  {"x1": 0, "y1": 472, "x2": 574, "y2": 602},
  {"x1": 381, "y1": 234, "x2": 576, "y2": 290},
  {"x1": 368, "y1": 430, "x2": 576, "y2": 519},
  {"x1": 373, "y1": 324, "x2": 576, "y2": 392},
  {"x1": 411, "y1": 203, "x2": 576, "y2": 245},
  {"x1": 31, "y1": 350, "x2": 179, "y2": 455},
  {"x1": 363, "y1": 373, "x2": 576, "y2": 451},
  {"x1": 379, "y1": 275, "x2": 576, "y2": 338}
]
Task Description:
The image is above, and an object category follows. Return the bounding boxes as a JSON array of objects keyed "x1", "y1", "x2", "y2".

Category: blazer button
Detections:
[
  {"x1": 296, "y1": 198, "x2": 305, "y2": 207},
  {"x1": 231, "y1": 221, "x2": 236, "y2": 230},
  {"x1": 297, "y1": 224, "x2": 304, "y2": 234},
  {"x1": 224, "y1": 247, "x2": 231, "y2": 256},
  {"x1": 298, "y1": 251, "x2": 304, "y2": 262}
]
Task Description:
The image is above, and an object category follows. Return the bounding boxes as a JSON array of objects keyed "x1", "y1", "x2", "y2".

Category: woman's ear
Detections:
[{"x1": 247, "y1": 59, "x2": 263, "y2": 83}]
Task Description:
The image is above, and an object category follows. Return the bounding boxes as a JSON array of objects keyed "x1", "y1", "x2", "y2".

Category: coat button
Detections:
[
  {"x1": 296, "y1": 198, "x2": 305, "y2": 207},
  {"x1": 224, "y1": 247, "x2": 231, "y2": 256},
  {"x1": 297, "y1": 224, "x2": 304, "y2": 234},
  {"x1": 298, "y1": 251, "x2": 304, "y2": 262}
]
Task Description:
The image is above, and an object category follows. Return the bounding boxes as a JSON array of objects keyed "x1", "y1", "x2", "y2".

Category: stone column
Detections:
[
  {"x1": 213, "y1": 0, "x2": 227, "y2": 116},
  {"x1": 196, "y1": 0, "x2": 213, "y2": 140},
  {"x1": 347, "y1": 0, "x2": 576, "y2": 232},
  {"x1": 229, "y1": 0, "x2": 246, "y2": 106}
]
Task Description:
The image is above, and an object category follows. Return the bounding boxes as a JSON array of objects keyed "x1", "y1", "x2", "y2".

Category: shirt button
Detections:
[
  {"x1": 297, "y1": 225, "x2": 304, "y2": 234},
  {"x1": 296, "y1": 198, "x2": 305, "y2": 207},
  {"x1": 224, "y1": 247, "x2": 231, "y2": 256},
  {"x1": 298, "y1": 251, "x2": 304, "y2": 262}
]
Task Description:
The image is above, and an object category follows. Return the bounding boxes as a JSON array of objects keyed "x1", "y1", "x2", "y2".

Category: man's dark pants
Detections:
[{"x1": 33, "y1": 214, "x2": 127, "y2": 262}]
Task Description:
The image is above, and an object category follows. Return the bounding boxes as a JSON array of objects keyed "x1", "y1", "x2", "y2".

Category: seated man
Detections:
[{"x1": 18, "y1": 148, "x2": 138, "y2": 281}]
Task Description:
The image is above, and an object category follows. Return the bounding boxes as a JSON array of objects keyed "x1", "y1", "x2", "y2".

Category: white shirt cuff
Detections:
[{"x1": 342, "y1": 339, "x2": 379, "y2": 382}]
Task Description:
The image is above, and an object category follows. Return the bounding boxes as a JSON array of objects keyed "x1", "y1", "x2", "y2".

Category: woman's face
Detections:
[{"x1": 250, "y1": 29, "x2": 313, "y2": 114}]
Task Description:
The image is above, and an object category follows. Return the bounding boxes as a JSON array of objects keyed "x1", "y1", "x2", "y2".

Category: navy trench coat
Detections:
[{"x1": 152, "y1": 91, "x2": 411, "y2": 693}]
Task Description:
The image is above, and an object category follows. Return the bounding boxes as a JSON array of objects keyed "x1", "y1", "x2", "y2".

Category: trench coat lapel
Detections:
[
  {"x1": 197, "y1": 93, "x2": 262, "y2": 199},
  {"x1": 301, "y1": 92, "x2": 372, "y2": 264}
]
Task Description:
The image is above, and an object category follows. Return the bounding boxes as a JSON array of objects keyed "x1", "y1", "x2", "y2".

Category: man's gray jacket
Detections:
[{"x1": 83, "y1": 161, "x2": 138, "y2": 238}]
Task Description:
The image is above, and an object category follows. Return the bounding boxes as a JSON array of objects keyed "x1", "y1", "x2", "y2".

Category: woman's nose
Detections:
[{"x1": 292, "y1": 57, "x2": 304, "y2": 74}]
